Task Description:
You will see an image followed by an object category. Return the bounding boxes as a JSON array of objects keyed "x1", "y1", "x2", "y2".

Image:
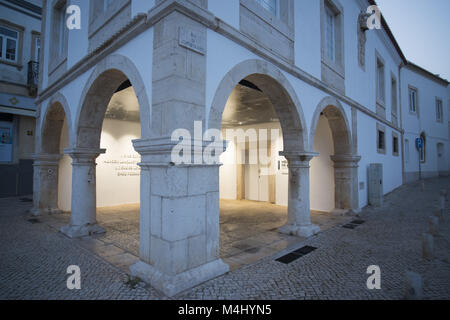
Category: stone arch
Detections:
[
  {"x1": 310, "y1": 96, "x2": 360, "y2": 212},
  {"x1": 32, "y1": 92, "x2": 73, "y2": 216},
  {"x1": 309, "y1": 96, "x2": 352, "y2": 155},
  {"x1": 208, "y1": 59, "x2": 320, "y2": 239},
  {"x1": 74, "y1": 54, "x2": 150, "y2": 149},
  {"x1": 208, "y1": 59, "x2": 309, "y2": 152},
  {"x1": 40, "y1": 92, "x2": 73, "y2": 154}
]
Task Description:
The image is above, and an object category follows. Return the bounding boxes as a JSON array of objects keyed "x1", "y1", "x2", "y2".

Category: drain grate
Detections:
[
  {"x1": 276, "y1": 246, "x2": 317, "y2": 264},
  {"x1": 343, "y1": 220, "x2": 365, "y2": 229},
  {"x1": 27, "y1": 218, "x2": 41, "y2": 224},
  {"x1": 293, "y1": 245, "x2": 317, "y2": 256}
]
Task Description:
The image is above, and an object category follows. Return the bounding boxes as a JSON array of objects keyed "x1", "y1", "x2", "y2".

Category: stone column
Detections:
[
  {"x1": 278, "y1": 152, "x2": 320, "y2": 237},
  {"x1": 60, "y1": 148, "x2": 105, "y2": 238},
  {"x1": 130, "y1": 137, "x2": 229, "y2": 297},
  {"x1": 31, "y1": 153, "x2": 62, "y2": 216},
  {"x1": 331, "y1": 154, "x2": 361, "y2": 213}
]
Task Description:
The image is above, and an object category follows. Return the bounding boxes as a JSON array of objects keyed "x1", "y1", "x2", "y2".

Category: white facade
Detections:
[
  {"x1": 32, "y1": 0, "x2": 449, "y2": 296},
  {"x1": 401, "y1": 64, "x2": 450, "y2": 182}
]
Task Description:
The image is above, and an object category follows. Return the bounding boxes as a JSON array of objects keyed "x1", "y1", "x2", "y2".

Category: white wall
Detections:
[
  {"x1": 58, "y1": 119, "x2": 71, "y2": 211},
  {"x1": 58, "y1": 118, "x2": 141, "y2": 210},
  {"x1": 310, "y1": 116, "x2": 335, "y2": 212}
]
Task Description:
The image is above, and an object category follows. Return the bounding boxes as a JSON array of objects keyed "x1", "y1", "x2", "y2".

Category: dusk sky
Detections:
[{"x1": 376, "y1": 0, "x2": 450, "y2": 81}]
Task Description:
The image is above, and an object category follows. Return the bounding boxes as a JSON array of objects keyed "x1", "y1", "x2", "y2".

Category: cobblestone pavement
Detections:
[{"x1": 1, "y1": 177, "x2": 449, "y2": 299}]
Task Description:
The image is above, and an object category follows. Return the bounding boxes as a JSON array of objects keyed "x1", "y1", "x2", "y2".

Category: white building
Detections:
[
  {"x1": 32, "y1": 0, "x2": 449, "y2": 296},
  {"x1": 0, "y1": 0, "x2": 42, "y2": 197},
  {"x1": 401, "y1": 62, "x2": 449, "y2": 182}
]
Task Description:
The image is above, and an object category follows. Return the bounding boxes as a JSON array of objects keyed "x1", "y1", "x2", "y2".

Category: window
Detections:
[
  {"x1": 392, "y1": 135, "x2": 399, "y2": 156},
  {"x1": 254, "y1": 0, "x2": 278, "y2": 16},
  {"x1": 50, "y1": 0, "x2": 68, "y2": 62},
  {"x1": 405, "y1": 139, "x2": 409, "y2": 163},
  {"x1": 436, "y1": 99, "x2": 443, "y2": 122},
  {"x1": 376, "y1": 58, "x2": 385, "y2": 102},
  {"x1": 325, "y1": 7, "x2": 336, "y2": 62},
  {"x1": 409, "y1": 87, "x2": 417, "y2": 114},
  {"x1": 0, "y1": 26, "x2": 19, "y2": 62},
  {"x1": 391, "y1": 77, "x2": 397, "y2": 115},
  {"x1": 378, "y1": 131, "x2": 385, "y2": 150},
  {"x1": 34, "y1": 36, "x2": 40, "y2": 62},
  {"x1": 376, "y1": 123, "x2": 386, "y2": 154},
  {"x1": 57, "y1": 6, "x2": 66, "y2": 56}
]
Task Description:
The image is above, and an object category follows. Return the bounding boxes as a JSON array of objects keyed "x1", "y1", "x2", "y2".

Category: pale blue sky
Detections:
[{"x1": 376, "y1": 0, "x2": 450, "y2": 81}]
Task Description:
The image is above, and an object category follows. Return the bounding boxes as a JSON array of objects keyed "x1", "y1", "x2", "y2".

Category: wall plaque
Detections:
[{"x1": 178, "y1": 27, "x2": 206, "y2": 55}]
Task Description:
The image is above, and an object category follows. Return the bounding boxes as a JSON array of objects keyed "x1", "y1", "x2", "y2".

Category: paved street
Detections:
[{"x1": 1, "y1": 177, "x2": 449, "y2": 300}]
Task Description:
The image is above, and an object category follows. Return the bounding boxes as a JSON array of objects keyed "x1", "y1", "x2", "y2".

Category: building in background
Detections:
[
  {"x1": 0, "y1": 0, "x2": 42, "y2": 197},
  {"x1": 401, "y1": 62, "x2": 449, "y2": 182}
]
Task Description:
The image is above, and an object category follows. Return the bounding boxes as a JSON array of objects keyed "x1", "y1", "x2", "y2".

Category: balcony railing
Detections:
[{"x1": 27, "y1": 60, "x2": 39, "y2": 96}]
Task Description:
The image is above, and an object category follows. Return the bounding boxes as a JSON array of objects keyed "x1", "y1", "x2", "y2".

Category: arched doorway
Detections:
[
  {"x1": 60, "y1": 54, "x2": 150, "y2": 239},
  {"x1": 310, "y1": 97, "x2": 360, "y2": 213},
  {"x1": 32, "y1": 94, "x2": 72, "y2": 216},
  {"x1": 208, "y1": 60, "x2": 319, "y2": 248}
]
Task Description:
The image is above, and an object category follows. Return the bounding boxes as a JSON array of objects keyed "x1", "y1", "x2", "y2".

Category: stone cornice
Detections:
[{"x1": 36, "y1": 0, "x2": 403, "y2": 133}]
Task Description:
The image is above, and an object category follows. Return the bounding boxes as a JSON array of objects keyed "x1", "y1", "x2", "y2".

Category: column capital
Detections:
[
  {"x1": 64, "y1": 148, "x2": 106, "y2": 164},
  {"x1": 33, "y1": 153, "x2": 62, "y2": 166},
  {"x1": 330, "y1": 154, "x2": 361, "y2": 168},
  {"x1": 133, "y1": 136, "x2": 227, "y2": 167},
  {"x1": 280, "y1": 151, "x2": 319, "y2": 168}
]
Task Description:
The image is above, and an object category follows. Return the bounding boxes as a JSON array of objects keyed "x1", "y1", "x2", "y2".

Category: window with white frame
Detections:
[
  {"x1": 50, "y1": 0, "x2": 68, "y2": 61},
  {"x1": 254, "y1": 0, "x2": 278, "y2": 16},
  {"x1": 34, "y1": 36, "x2": 40, "y2": 62},
  {"x1": 391, "y1": 77, "x2": 397, "y2": 115},
  {"x1": 376, "y1": 58, "x2": 385, "y2": 102},
  {"x1": 409, "y1": 87, "x2": 417, "y2": 114},
  {"x1": 436, "y1": 99, "x2": 443, "y2": 122},
  {"x1": 325, "y1": 6, "x2": 336, "y2": 62},
  {"x1": 0, "y1": 26, "x2": 19, "y2": 62}
]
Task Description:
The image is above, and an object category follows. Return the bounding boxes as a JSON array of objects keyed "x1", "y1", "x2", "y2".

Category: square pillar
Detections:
[
  {"x1": 331, "y1": 154, "x2": 361, "y2": 212},
  {"x1": 31, "y1": 153, "x2": 62, "y2": 216},
  {"x1": 60, "y1": 148, "x2": 106, "y2": 238},
  {"x1": 278, "y1": 152, "x2": 320, "y2": 237},
  {"x1": 130, "y1": 138, "x2": 229, "y2": 297}
]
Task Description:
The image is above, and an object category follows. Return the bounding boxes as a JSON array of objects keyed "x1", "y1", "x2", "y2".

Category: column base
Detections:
[
  {"x1": 130, "y1": 258, "x2": 229, "y2": 297},
  {"x1": 278, "y1": 223, "x2": 320, "y2": 238},
  {"x1": 60, "y1": 223, "x2": 106, "y2": 238},
  {"x1": 30, "y1": 208, "x2": 63, "y2": 216}
]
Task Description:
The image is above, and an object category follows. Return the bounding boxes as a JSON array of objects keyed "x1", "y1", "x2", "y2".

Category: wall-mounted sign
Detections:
[
  {"x1": 415, "y1": 137, "x2": 423, "y2": 150},
  {"x1": 179, "y1": 26, "x2": 206, "y2": 55},
  {"x1": 0, "y1": 121, "x2": 13, "y2": 162},
  {"x1": 102, "y1": 154, "x2": 141, "y2": 177},
  {"x1": 279, "y1": 159, "x2": 288, "y2": 175}
]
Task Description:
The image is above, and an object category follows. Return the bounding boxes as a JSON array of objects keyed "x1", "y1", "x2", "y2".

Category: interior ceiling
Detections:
[
  {"x1": 106, "y1": 80, "x2": 279, "y2": 126},
  {"x1": 221, "y1": 82, "x2": 279, "y2": 128},
  {"x1": 105, "y1": 85, "x2": 140, "y2": 122}
]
